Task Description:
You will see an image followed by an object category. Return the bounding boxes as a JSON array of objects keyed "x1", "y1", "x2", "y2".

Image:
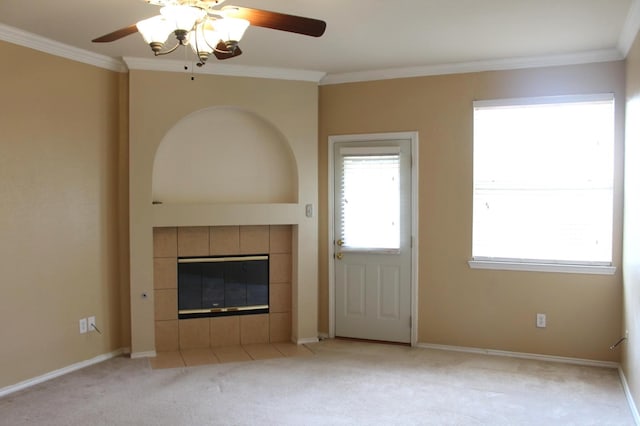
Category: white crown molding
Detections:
[
  {"x1": 0, "y1": 23, "x2": 127, "y2": 72},
  {"x1": 320, "y1": 49, "x2": 624, "y2": 85},
  {"x1": 619, "y1": 0, "x2": 640, "y2": 56},
  {"x1": 123, "y1": 56, "x2": 326, "y2": 83}
]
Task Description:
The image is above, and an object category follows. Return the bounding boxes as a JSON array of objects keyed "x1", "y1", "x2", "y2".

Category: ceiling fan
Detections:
[{"x1": 93, "y1": 0, "x2": 326, "y2": 65}]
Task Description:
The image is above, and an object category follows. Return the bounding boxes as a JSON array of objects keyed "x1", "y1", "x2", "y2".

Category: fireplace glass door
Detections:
[{"x1": 177, "y1": 255, "x2": 269, "y2": 319}]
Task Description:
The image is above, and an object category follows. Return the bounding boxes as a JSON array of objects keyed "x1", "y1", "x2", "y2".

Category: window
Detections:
[{"x1": 470, "y1": 94, "x2": 615, "y2": 274}]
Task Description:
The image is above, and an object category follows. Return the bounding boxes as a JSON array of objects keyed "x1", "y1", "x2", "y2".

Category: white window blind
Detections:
[
  {"x1": 340, "y1": 152, "x2": 400, "y2": 250},
  {"x1": 472, "y1": 94, "x2": 615, "y2": 266}
]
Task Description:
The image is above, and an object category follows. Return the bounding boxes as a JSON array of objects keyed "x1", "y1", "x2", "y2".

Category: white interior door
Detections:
[{"x1": 333, "y1": 139, "x2": 412, "y2": 343}]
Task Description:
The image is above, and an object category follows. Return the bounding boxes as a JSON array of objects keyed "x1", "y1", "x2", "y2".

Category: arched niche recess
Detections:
[{"x1": 152, "y1": 106, "x2": 298, "y2": 204}]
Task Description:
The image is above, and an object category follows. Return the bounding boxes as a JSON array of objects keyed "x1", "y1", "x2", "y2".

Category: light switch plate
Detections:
[{"x1": 536, "y1": 313, "x2": 546, "y2": 328}]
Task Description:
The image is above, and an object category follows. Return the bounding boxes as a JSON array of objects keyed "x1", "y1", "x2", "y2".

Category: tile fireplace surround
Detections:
[{"x1": 153, "y1": 225, "x2": 292, "y2": 351}]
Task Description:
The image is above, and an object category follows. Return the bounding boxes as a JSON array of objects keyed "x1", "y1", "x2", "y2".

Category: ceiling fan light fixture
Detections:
[
  {"x1": 188, "y1": 21, "x2": 217, "y2": 62},
  {"x1": 136, "y1": 15, "x2": 173, "y2": 46},
  {"x1": 213, "y1": 17, "x2": 249, "y2": 44},
  {"x1": 201, "y1": 21, "x2": 223, "y2": 49},
  {"x1": 160, "y1": 5, "x2": 206, "y2": 33},
  {"x1": 93, "y1": 3, "x2": 326, "y2": 66}
]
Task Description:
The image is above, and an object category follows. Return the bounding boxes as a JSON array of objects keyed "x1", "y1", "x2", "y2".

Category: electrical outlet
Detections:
[
  {"x1": 79, "y1": 318, "x2": 88, "y2": 334},
  {"x1": 88, "y1": 316, "x2": 96, "y2": 332},
  {"x1": 536, "y1": 313, "x2": 546, "y2": 328}
]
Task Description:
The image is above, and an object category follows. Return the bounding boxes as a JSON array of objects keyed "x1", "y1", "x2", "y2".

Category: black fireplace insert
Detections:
[{"x1": 177, "y1": 255, "x2": 269, "y2": 319}]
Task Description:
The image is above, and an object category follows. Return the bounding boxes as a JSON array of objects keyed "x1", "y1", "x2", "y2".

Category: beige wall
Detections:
[
  {"x1": 623, "y1": 30, "x2": 640, "y2": 414},
  {"x1": 319, "y1": 61, "x2": 625, "y2": 361},
  {"x1": 128, "y1": 71, "x2": 319, "y2": 355},
  {"x1": 1, "y1": 33, "x2": 634, "y2": 392},
  {"x1": 0, "y1": 42, "x2": 126, "y2": 388}
]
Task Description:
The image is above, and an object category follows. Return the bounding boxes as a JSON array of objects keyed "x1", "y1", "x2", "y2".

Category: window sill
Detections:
[{"x1": 467, "y1": 260, "x2": 616, "y2": 275}]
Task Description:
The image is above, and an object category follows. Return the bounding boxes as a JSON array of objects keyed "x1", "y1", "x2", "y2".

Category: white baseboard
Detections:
[
  {"x1": 297, "y1": 337, "x2": 320, "y2": 345},
  {"x1": 417, "y1": 342, "x2": 637, "y2": 423},
  {"x1": 618, "y1": 367, "x2": 640, "y2": 425},
  {"x1": 0, "y1": 348, "x2": 125, "y2": 398},
  {"x1": 130, "y1": 350, "x2": 157, "y2": 359},
  {"x1": 415, "y1": 342, "x2": 620, "y2": 369},
  {"x1": 317, "y1": 332, "x2": 330, "y2": 340}
]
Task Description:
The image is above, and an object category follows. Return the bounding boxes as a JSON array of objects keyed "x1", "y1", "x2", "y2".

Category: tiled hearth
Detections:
[
  {"x1": 149, "y1": 343, "x2": 314, "y2": 369},
  {"x1": 153, "y1": 225, "x2": 293, "y2": 354}
]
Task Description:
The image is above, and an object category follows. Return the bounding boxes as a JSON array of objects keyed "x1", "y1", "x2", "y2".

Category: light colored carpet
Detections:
[{"x1": 0, "y1": 339, "x2": 634, "y2": 425}]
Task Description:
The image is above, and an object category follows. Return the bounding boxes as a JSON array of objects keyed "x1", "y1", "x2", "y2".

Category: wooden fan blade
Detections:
[
  {"x1": 223, "y1": 6, "x2": 326, "y2": 37},
  {"x1": 213, "y1": 42, "x2": 243, "y2": 60},
  {"x1": 92, "y1": 24, "x2": 139, "y2": 43}
]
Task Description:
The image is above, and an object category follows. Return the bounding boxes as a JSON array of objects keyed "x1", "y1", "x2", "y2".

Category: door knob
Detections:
[
  {"x1": 335, "y1": 252, "x2": 343, "y2": 260},
  {"x1": 336, "y1": 239, "x2": 344, "y2": 246}
]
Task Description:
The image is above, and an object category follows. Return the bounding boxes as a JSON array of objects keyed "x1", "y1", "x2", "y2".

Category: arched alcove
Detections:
[{"x1": 152, "y1": 106, "x2": 298, "y2": 204}]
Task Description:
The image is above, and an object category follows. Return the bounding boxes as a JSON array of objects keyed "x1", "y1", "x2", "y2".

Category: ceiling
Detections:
[{"x1": 0, "y1": 0, "x2": 639, "y2": 83}]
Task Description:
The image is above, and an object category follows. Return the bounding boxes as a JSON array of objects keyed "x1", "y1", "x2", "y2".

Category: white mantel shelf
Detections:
[{"x1": 152, "y1": 203, "x2": 308, "y2": 228}]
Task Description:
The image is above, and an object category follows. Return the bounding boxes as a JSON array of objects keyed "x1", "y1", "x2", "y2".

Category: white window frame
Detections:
[{"x1": 468, "y1": 94, "x2": 616, "y2": 275}]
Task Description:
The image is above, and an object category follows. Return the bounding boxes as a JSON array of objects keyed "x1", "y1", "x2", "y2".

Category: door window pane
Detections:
[{"x1": 340, "y1": 154, "x2": 400, "y2": 249}]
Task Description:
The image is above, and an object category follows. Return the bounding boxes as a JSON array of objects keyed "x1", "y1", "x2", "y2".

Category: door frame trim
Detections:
[{"x1": 327, "y1": 132, "x2": 419, "y2": 346}]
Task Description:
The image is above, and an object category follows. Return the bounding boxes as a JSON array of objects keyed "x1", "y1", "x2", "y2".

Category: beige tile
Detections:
[
  {"x1": 180, "y1": 348, "x2": 219, "y2": 366},
  {"x1": 150, "y1": 351, "x2": 185, "y2": 369},
  {"x1": 269, "y1": 283, "x2": 291, "y2": 313},
  {"x1": 155, "y1": 320, "x2": 179, "y2": 352},
  {"x1": 154, "y1": 258, "x2": 177, "y2": 290},
  {"x1": 210, "y1": 226, "x2": 240, "y2": 256},
  {"x1": 154, "y1": 289, "x2": 177, "y2": 321},
  {"x1": 179, "y1": 318, "x2": 210, "y2": 349},
  {"x1": 269, "y1": 225, "x2": 292, "y2": 254},
  {"x1": 153, "y1": 227, "x2": 177, "y2": 258},
  {"x1": 274, "y1": 342, "x2": 314, "y2": 357},
  {"x1": 270, "y1": 253, "x2": 292, "y2": 284},
  {"x1": 243, "y1": 343, "x2": 284, "y2": 360},
  {"x1": 240, "y1": 314, "x2": 270, "y2": 345},
  {"x1": 239, "y1": 225, "x2": 269, "y2": 254},
  {"x1": 177, "y1": 226, "x2": 209, "y2": 257},
  {"x1": 269, "y1": 312, "x2": 291, "y2": 343},
  {"x1": 212, "y1": 345, "x2": 252, "y2": 363},
  {"x1": 210, "y1": 316, "x2": 241, "y2": 347}
]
